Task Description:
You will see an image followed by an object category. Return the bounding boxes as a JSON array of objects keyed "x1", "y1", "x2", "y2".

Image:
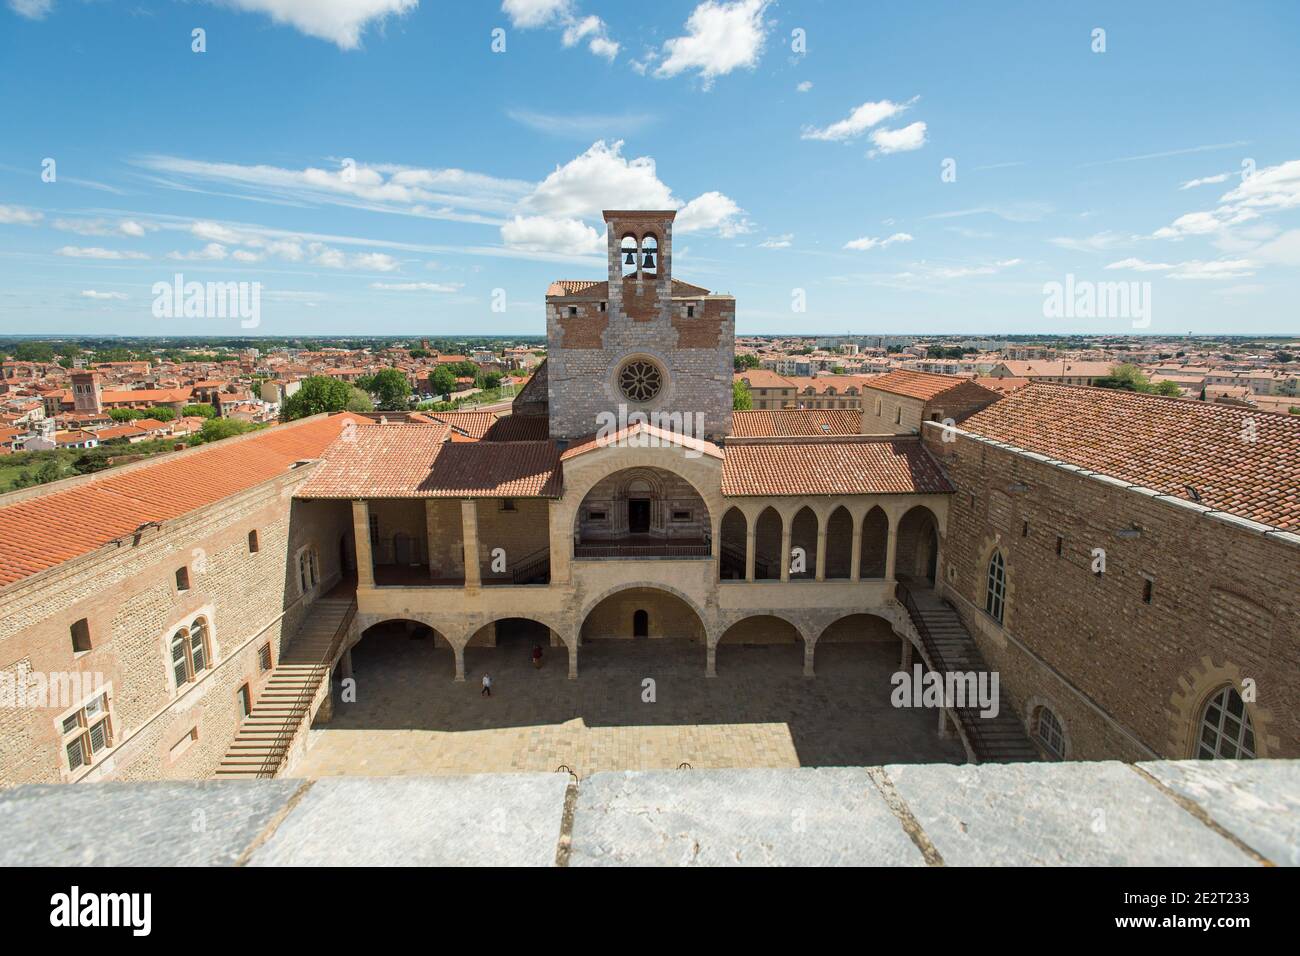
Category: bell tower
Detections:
[{"x1": 543, "y1": 209, "x2": 735, "y2": 442}]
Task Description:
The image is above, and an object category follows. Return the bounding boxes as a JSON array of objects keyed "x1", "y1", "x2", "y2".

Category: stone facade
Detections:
[{"x1": 924, "y1": 421, "x2": 1298, "y2": 761}]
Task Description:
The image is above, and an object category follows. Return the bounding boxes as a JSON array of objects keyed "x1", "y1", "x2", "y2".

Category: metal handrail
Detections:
[{"x1": 255, "y1": 599, "x2": 356, "y2": 778}]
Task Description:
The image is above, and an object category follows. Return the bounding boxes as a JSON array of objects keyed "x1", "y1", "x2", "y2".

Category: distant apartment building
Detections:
[{"x1": 989, "y1": 360, "x2": 1115, "y2": 386}]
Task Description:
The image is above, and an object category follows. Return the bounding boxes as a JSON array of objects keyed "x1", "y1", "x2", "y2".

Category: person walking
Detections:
[
  {"x1": 481, "y1": 673, "x2": 492, "y2": 697},
  {"x1": 532, "y1": 644, "x2": 544, "y2": 669}
]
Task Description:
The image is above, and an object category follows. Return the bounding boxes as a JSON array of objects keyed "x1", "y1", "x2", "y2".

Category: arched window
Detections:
[
  {"x1": 1034, "y1": 706, "x2": 1065, "y2": 759},
  {"x1": 170, "y1": 618, "x2": 211, "y2": 689},
  {"x1": 985, "y1": 551, "x2": 1006, "y2": 624},
  {"x1": 633, "y1": 609, "x2": 649, "y2": 638},
  {"x1": 1197, "y1": 686, "x2": 1256, "y2": 759}
]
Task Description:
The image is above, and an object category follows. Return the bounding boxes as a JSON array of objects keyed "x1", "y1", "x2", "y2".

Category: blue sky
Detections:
[{"x1": 1, "y1": 0, "x2": 1298, "y2": 337}]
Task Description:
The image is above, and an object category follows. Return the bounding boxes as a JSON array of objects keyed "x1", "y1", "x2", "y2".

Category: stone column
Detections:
[
  {"x1": 453, "y1": 643, "x2": 466, "y2": 683},
  {"x1": 938, "y1": 707, "x2": 950, "y2": 738},
  {"x1": 815, "y1": 517, "x2": 827, "y2": 582},
  {"x1": 850, "y1": 513, "x2": 863, "y2": 582},
  {"x1": 352, "y1": 500, "x2": 374, "y2": 588},
  {"x1": 341, "y1": 648, "x2": 354, "y2": 681},
  {"x1": 780, "y1": 516, "x2": 792, "y2": 583},
  {"x1": 461, "y1": 499, "x2": 480, "y2": 588},
  {"x1": 706, "y1": 641, "x2": 717, "y2": 678},
  {"x1": 900, "y1": 639, "x2": 912, "y2": 671},
  {"x1": 744, "y1": 524, "x2": 756, "y2": 582},
  {"x1": 802, "y1": 639, "x2": 815, "y2": 678},
  {"x1": 567, "y1": 640, "x2": 578, "y2": 680},
  {"x1": 885, "y1": 513, "x2": 900, "y2": 582},
  {"x1": 424, "y1": 500, "x2": 439, "y2": 581}
]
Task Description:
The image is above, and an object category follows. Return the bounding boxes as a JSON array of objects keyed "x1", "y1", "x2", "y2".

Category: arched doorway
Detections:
[
  {"x1": 633, "y1": 609, "x2": 649, "y2": 638},
  {"x1": 896, "y1": 506, "x2": 940, "y2": 584},
  {"x1": 581, "y1": 587, "x2": 707, "y2": 643},
  {"x1": 790, "y1": 507, "x2": 818, "y2": 579},
  {"x1": 824, "y1": 506, "x2": 853, "y2": 579},
  {"x1": 716, "y1": 615, "x2": 805, "y2": 674},
  {"x1": 860, "y1": 506, "x2": 888, "y2": 578},
  {"x1": 719, "y1": 507, "x2": 747, "y2": 579},
  {"x1": 350, "y1": 618, "x2": 455, "y2": 679},
  {"x1": 753, "y1": 507, "x2": 782, "y2": 580},
  {"x1": 574, "y1": 467, "x2": 711, "y2": 558}
]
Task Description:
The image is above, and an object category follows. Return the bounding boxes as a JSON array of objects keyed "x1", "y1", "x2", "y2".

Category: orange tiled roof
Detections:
[
  {"x1": 973, "y1": 376, "x2": 1031, "y2": 395},
  {"x1": 958, "y1": 383, "x2": 1300, "y2": 531},
  {"x1": 0, "y1": 413, "x2": 369, "y2": 588},
  {"x1": 861, "y1": 369, "x2": 968, "y2": 401},
  {"x1": 482, "y1": 415, "x2": 550, "y2": 442},
  {"x1": 730, "y1": 409, "x2": 862, "y2": 437},
  {"x1": 560, "y1": 422, "x2": 724, "y2": 461},
  {"x1": 420, "y1": 411, "x2": 499, "y2": 440},
  {"x1": 736, "y1": 369, "x2": 796, "y2": 389},
  {"x1": 296, "y1": 424, "x2": 561, "y2": 498},
  {"x1": 721, "y1": 436, "x2": 953, "y2": 496},
  {"x1": 546, "y1": 278, "x2": 713, "y2": 297}
]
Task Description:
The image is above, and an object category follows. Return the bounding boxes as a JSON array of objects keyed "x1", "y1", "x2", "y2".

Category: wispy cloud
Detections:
[{"x1": 1077, "y1": 140, "x2": 1249, "y2": 168}]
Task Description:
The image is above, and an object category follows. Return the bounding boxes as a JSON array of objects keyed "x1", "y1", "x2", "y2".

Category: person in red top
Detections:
[{"x1": 532, "y1": 644, "x2": 544, "y2": 669}]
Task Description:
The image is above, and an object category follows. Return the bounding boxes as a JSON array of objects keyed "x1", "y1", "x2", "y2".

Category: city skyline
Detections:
[{"x1": 2, "y1": 0, "x2": 1298, "y2": 336}]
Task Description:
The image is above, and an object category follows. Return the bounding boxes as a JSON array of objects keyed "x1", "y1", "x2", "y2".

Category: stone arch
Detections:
[
  {"x1": 896, "y1": 504, "x2": 940, "y2": 584},
  {"x1": 815, "y1": 612, "x2": 897, "y2": 645},
  {"x1": 639, "y1": 232, "x2": 659, "y2": 276},
  {"x1": 351, "y1": 617, "x2": 457, "y2": 679},
  {"x1": 860, "y1": 506, "x2": 889, "y2": 578},
  {"x1": 719, "y1": 506, "x2": 747, "y2": 580},
  {"x1": 579, "y1": 583, "x2": 711, "y2": 644},
  {"x1": 790, "y1": 506, "x2": 818, "y2": 579},
  {"x1": 1166, "y1": 656, "x2": 1277, "y2": 758},
  {"x1": 574, "y1": 465, "x2": 711, "y2": 548},
  {"x1": 714, "y1": 613, "x2": 809, "y2": 675},
  {"x1": 824, "y1": 505, "x2": 854, "y2": 579},
  {"x1": 1024, "y1": 695, "x2": 1072, "y2": 760},
  {"x1": 619, "y1": 233, "x2": 639, "y2": 276},
  {"x1": 753, "y1": 506, "x2": 783, "y2": 580}
]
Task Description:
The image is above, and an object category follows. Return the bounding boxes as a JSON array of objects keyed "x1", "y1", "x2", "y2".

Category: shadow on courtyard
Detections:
[{"x1": 314, "y1": 622, "x2": 965, "y2": 769}]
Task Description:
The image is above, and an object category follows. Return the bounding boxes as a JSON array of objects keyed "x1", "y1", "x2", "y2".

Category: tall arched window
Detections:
[
  {"x1": 1034, "y1": 706, "x2": 1065, "y2": 759},
  {"x1": 985, "y1": 551, "x2": 1007, "y2": 624},
  {"x1": 1197, "y1": 686, "x2": 1256, "y2": 759},
  {"x1": 170, "y1": 618, "x2": 211, "y2": 689}
]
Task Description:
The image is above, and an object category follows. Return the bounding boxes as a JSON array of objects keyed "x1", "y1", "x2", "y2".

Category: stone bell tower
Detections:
[{"x1": 543, "y1": 209, "x2": 735, "y2": 442}]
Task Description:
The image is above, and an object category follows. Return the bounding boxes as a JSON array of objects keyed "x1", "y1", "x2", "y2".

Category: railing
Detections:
[
  {"x1": 574, "y1": 541, "x2": 711, "y2": 559},
  {"x1": 255, "y1": 599, "x2": 356, "y2": 779},
  {"x1": 509, "y1": 546, "x2": 551, "y2": 584}
]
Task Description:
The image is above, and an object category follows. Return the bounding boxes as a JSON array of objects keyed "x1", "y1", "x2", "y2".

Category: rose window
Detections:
[{"x1": 618, "y1": 360, "x2": 663, "y2": 402}]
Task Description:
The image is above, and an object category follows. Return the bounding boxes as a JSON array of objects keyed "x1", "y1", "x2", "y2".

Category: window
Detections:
[
  {"x1": 500, "y1": 498, "x2": 517, "y2": 512},
  {"x1": 1055, "y1": 535, "x2": 1064, "y2": 557},
  {"x1": 686, "y1": 305, "x2": 695, "y2": 318},
  {"x1": 369, "y1": 514, "x2": 379, "y2": 544},
  {"x1": 1197, "y1": 686, "x2": 1256, "y2": 759},
  {"x1": 598, "y1": 301, "x2": 607, "y2": 312},
  {"x1": 248, "y1": 530, "x2": 260, "y2": 553},
  {"x1": 70, "y1": 618, "x2": 91, "y2": 654},
  {"x1": 170, "y1": 619, "x2": 211, "y2": 689},
  {"x1": 875, "y1": 398, "x2": 882, "y2": 416},
  {"x1": 1021, "y1": 520, "x2": 1029, "y2": 538},
  {"x1": 587, "y1": 510, "x2": 607, "y2": 521},
  {"x1": 672, "y1": 510, "x2": 692, "y2": 522},
  {"x1": 175, "y1": 566, "x2": 190, "y2": 592},
  {"x1": 298, "y1": 549, "x2": 319, "y2": 594},
  {"x1": 1034, "y1": 707, "x2": 1065, "y2": 759},
  {"x1": 894, "y1": 406, "x2": 902, "y2": 425},
  {"x1": 258, "y1": 643, "x2": 272, "y2": 672},
  {"x1": 617, "y1": 359, "x2": 663, "y2": 402},
  {"x1": 61, "y1": 693, "x2": 112, "y2": 772},
  {"x1": 984, "y1": 551, "x2": 1007, "y2": 624},
  {"x1": 1142, "y1": 575, "x2": 1154, "y2": 605},
  {"x1": 568, "y1": 306, "x2": 578, "y2": 316},
  {"x1": 238, "y1": 684, "x2": 252, "y2": 718}
]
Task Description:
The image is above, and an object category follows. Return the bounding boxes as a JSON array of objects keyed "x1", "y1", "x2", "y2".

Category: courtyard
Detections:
[{"x1": 292, "y1": 622, "x2": 966, "y2": 778}]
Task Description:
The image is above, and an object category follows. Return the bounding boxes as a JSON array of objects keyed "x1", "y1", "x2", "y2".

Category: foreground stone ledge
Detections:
[{"x1": 0, "y1": 761, "x2": 1293, "y2": 867}]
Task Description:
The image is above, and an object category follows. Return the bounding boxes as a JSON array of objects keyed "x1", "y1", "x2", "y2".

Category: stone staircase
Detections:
[
  {"x1": 895, "y1": 581, "x2": 1040, "y2": 763},
  {"x1": 215, "y1": 596, "x2": 355, "y2": 778}
]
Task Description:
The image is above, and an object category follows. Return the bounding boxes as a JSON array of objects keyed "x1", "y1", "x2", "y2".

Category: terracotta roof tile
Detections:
[
  {"x1": 730, "y1": 409, "x2": 862, "y2": 437},
  {"x1": 483, "y1": 415, "x2": 551, "y2": 441},
  {"x1": 561, "y1": 422, "x2": 723, "y2": 461},
  {"x1": 420, "y1": 411, "x2": 499, "y2": 440},
  {"x1": 861, "y1": 369, "x2": 969, "y2": 401},
  {"x1": 0, "y1": 413, "x2": 368, "y2": 588},
  {"x1": 958, "y1": 383, "x2": 1300, "y2": 530},
  {"x1": 722, "y1": 437, "x2": 953, "y2": 496}
]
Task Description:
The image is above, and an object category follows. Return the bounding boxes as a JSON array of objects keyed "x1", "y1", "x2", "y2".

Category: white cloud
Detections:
[
  {"x1": 191, "y1": 220, "x2": 244, "y2": 244},
  {"x1": 353, "y1": 251, "x2": 400, "y2": 272},
  {"x1": 1218, "y1": 159, "x2": 1300, "y2": 213},
  {"x1": 371, "y1": 281, "x2": 462, "y2": 292},
  {"x1": 166, "y1": 242, "x2": 229, "y2": 261},
  {"x1": 1105, "y1": 256, "x2": 1256, "y2": 279},
  {"x1": 8, "y1": 0, "x2": 52, "y2": 19},
  {"x1": 1048, "y1": 231, "x2": 1139, "y2": 253},
  {"x1": 845, "y1": 232, "x2": 913, "y2": 251},
  {"x1": 1179, "y1": 173, "x2": 1230, "y2": 190},
  {"x1": 504, "y1": 1, "x2": 619, "y2": 60},
  {"x1": 868, "y1": 121, "x2": 927, "y2": 157},
  {"x1": 796, "y1": 81, "x2": 813, "y2": 93},
  {"x1": 653, "y1": 0, "x2": 771, "y2": 87},
  {"x1": 0, "y1": 204, "x2": 43, "y2": 225},
  {"x1": 53, "y1": 217, "x2": 154, "y2": 237},
  {"x1": 79, "y1": 290, "x2": 128, "y2": 300},
  {"x1": 677, "y1": 191, "x2": 750, "y2": 236},
  {"x1": 506, "y1": 108, "x2": 656, "y2": 137},
  {"x1": 55, "y1": 246, "x2": 149, "y2": 260},
  {"x1": 232, "y1": 249, "x2": 262, "y2": 262},
  {"x1": 801, "y1": 98, "x2": 913, "y2": 142},
  {"x1": 759, "y1": 234, "x2": 793, "y2": 248},
  {"x1": 501, "y1": 215, "x2": 604, "y2": 255},
  {"x1": 217, "y1": 0, "x2": 418, "y2": 51}
]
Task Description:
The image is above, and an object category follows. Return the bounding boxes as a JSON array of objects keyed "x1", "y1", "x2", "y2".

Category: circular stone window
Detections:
[{"x1": 617, "y1": 359, "x2": 663, "y2": 402}]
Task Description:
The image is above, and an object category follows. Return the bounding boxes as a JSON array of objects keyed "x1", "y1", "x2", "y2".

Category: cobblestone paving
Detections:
[{"x1": 294, "y1": 632, "x2": 966, "y2": 778}]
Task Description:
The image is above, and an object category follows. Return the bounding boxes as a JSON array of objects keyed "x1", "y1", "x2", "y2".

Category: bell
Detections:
[
  {"x1": 624, "y1": 250, "x2": 636, "y2": 265},
  {"x1": 642, "y1": 251, "x2": 656, "y2": 269}
]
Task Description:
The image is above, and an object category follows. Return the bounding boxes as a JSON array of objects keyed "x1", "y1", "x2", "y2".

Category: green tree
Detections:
[
  {"x1": 1151, "y1": 380, "x2": 1182, "y2": 397},
  {"x1": 483, "y1": 371, "x2": 503, "y2": 390},
  {"x1": 732, "y1": 379, "x2": 753, "y2": 411},
  {"x1": 280, "y1": 376, "x2": 355, "y2": 421},
  {"x1": 358, "y1": 368, "x2": 412, "y2": 411},
  {"x1": 194, "y1": 418, "x2": 261, "y2": 443},
  {"x1": 35, "y1": 459, "x2": 63, "y2": 484},
  {"x1": 430, "y1": 366, "x2": 458, "y2": 398},
  {"x1": 733, "y1": 353, "x2": 761, "y2": 371},
  {"x1": 109, "y1": 408, "x2": 145, "y2": 422},
  {"x1": 182, "y1": 403, "x2": 217, "y2": 419},
  {"x1": 13, "y1": 342, "x2": 55, "y2": 363},
  {"x1": 345, "y1": 387, "x2": 374, "y2": 412},
  {"x1": 1093, "y1": 363, "x2": 1153, "y2": 393}
]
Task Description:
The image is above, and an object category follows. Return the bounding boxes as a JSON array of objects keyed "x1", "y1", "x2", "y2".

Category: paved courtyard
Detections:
[{"x1": 293, "y1": 627, "x2": 966, "y2": 778}]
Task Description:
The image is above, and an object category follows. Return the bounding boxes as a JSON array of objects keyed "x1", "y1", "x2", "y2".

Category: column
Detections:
[
  {"x1": 567, "y1": 640, "x2": 578, "y2": 680},
  {"x1": 780, "y1": 515, "x2": 792, "y2": 583},
  {"x1": 341, "y1": 648, "x2": 354, "y2": 681},
  {"x1": 900, "y1": 639, "x2": 912, "y2": 671},
  {"x1": 461, "y1": 499, "x2": 480, "y2": 588},
  {"x1": 814, "y1": 518, "x2": 827, "y2": 582},
  {"x1": 850, "y1": 513, "x2": 863, "y2": 581},
  {"x1": 706, "y1": 642, "x2": 717, "y2": 678},
  {"x1": 744, "y1": 524, "x2": 756, "y2": 582},
  {"x1": 938, "y1": 707, "x2": 950, "y2": 738},
  {"x1": 802, "y1": 639, "x2": 815, "y2": 678},
  {"x1": 453, "y1": 643, "x2": 466, "y2": 683},
  {"x1": 424, "y1": 500, "x2": 439, "y2": 581},
  {"x1": 885, "y1": 513, "x2": 899, "y2": 582},
  {"x1": 352, "y1": 500, "x2": 373, "y2": 588}
]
